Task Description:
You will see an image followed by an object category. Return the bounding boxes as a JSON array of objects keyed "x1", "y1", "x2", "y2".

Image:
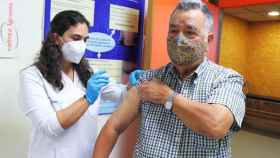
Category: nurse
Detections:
[{"x1": 19, "y1": 10, "x2": 110, "y2": 158}]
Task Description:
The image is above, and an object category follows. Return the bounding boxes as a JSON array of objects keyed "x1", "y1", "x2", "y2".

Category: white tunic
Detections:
[{"x1": 19, "y1": 66, "x2": 99, "y2": 158}]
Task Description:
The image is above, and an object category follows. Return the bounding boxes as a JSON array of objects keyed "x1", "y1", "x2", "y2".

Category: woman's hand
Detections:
[
  {"x1": 129, "y1": 69, "x2": 144, "y2": 86},
  {"x1": 85, "y1": 70, "x2": 110, "y2": 105}
]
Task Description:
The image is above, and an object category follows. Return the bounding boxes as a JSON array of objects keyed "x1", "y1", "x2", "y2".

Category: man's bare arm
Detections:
[{"x1": 92, "y1": 87, "x2": 140, "y2": 158}]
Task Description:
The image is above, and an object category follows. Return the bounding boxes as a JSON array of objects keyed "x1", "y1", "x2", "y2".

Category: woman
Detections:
[{"x1": 19, "y1": 10, "x2": 110, "y2": 158}]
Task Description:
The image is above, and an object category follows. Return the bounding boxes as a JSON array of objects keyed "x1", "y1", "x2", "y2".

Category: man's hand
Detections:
[{"x1": 138, "y1": 79, "x2": 173, "y2": 105}]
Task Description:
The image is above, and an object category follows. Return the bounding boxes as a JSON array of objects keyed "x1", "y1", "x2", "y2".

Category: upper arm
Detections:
[
  {"x1": 207, "y1": 72, "x2": 246, "y2": 131},
  {"x1": 108, "y1": 87, "x2": 141, "y2": 133},
  {"x1": 19, "y1": 69, "x2": 53, "y2": 117},
  {"x1": 19, "y1": 69, "x2": 64, "y2": 136}
]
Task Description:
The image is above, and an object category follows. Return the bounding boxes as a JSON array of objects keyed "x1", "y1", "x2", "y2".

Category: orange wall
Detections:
[
  {"x1": 219, "y1": 15, "x2": 248, "y2": 76},
  {"x1": 220, "y1": 14, "x2": 280, "y2": 98},
  {"x1": 147, "y1": 0, "x2": 221, "y2": 69},
  {"x1": 149, "y1": 0, "x2": 179, "y2": 69},
  {"x1": 247, "y1": 22, "x2": 280, "y2": 98},
  {"x1": 219, "y1": 0, "x2": 280, "y2": 8}
]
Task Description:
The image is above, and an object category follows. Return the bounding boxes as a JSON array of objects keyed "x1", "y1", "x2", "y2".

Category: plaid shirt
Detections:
[{"x1": 134, "y1": 58, "x2": 245, "y2": 158}]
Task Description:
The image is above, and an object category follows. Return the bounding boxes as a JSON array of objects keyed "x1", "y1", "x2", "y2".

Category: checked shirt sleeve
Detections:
[{"x1": 207, "y1": 70, "x2": 246, "y2": 131}]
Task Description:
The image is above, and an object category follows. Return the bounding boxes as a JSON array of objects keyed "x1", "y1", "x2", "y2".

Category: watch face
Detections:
[
  {"x1": 165, "y1": 101, "x2": 172, "y2": 110},
  {"x1": 165, "y1": 92, "x2": 176, "y2": 110}
]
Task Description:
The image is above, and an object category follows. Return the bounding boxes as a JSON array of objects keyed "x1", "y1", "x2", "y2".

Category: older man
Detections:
[{"x1": 92, "y1": 1, "x2": 245, "y2": 157}]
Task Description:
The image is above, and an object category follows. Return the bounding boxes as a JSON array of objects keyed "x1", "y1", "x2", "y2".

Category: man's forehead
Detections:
[
  {"x1": 169, "y1": 23, "x2": 199, "y2": 33},
  {"x1": 170, "y1": 10, "x2": 205, "y2": 28}
]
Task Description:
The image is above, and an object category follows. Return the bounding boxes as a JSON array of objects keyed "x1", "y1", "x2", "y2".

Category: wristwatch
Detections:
[{"x1": 164, "y1": 91, "x2": 177, "y2": 110}]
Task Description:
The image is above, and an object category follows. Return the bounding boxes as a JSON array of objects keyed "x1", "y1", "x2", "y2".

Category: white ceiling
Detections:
[{"x1": 224, "y1": 3, "x2": 280, "y2": 22}]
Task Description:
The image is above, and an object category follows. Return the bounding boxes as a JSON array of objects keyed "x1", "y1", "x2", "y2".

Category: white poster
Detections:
[
  {"x1": 0, "y1": 0, "x2": 19, "y2": 58},
  {"x1": 50, "y1": 0, "x2": 95, "y2": 26},
  {"x1": 87, "y1": 58, "x2": 123, "y2": 83},
  {"x1": 110, "y1": 4, "x2": 139, "y2": 32}
]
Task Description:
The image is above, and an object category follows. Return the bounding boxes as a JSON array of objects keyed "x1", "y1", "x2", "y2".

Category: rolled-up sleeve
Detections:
[
  {"x1": 207, "y1": 71, "x2": 246, "y2": 131},
  {"x1": 19, "y1": 68, "x2": 64, "y2": 137}
]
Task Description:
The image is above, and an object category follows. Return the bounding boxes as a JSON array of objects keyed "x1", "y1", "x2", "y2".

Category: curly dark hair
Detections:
[{"x1": 35, "y1": 10, "x2": 92, "y2": 90}]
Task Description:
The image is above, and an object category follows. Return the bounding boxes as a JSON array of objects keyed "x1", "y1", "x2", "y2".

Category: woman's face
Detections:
[
  {"x1": 60, "y1": 23, "x2": 89, "y2": 44},
  {"x1": 58, "y1": 23, "x2": 89, "y2": 64}
]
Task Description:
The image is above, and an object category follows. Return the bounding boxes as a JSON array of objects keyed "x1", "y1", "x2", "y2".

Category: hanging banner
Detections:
[{"x1": 0, "y1": 0, "x2": 19, "y2": 58}]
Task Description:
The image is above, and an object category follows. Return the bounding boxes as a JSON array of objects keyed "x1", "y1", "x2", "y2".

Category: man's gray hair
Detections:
[{"x1": 170, "y1": 0, "x2": 214, "y2": 33}]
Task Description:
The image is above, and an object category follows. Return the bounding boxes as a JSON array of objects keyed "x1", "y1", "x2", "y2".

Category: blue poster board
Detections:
[
  {"x1": 44, "y1": 0, "x2": 145, "y2": 68},
  {"x1": 43, "y1": 0, "x2": 145, "y2": 115}
]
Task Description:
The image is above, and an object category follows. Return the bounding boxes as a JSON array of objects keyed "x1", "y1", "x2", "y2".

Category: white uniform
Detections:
[{"x1": 19, "y1": 66, "x2": 99, "y2": 158}]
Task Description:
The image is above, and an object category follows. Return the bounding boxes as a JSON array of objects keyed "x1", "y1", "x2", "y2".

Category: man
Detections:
[{"x1": 92, "y1": 1, "x2": 245, "y2": 157}]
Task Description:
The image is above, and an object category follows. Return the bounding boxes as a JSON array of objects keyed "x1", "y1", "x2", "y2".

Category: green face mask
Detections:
[{"x1": 167, "y1": 34, "x2": 207, "y2": 65}]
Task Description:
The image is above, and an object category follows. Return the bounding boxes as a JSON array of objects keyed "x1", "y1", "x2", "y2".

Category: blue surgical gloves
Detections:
[
  {"x1": 129, "y1": 69, "x2": 145, "y2": 87},
  {"x1": 85, "y1": 69, "x2": 144, "y2": 106},
  {"x1": 85, "y1": 70, "x2": 109, "y2": 105}
]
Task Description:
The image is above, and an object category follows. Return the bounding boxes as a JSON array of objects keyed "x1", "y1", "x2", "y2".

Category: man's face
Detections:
[
  {"x1": 167, "y1": 9, "x2": 208, "y2": 65},
  {"x1": 169, "y1": 9, "x2": 206, "y2": 41}
]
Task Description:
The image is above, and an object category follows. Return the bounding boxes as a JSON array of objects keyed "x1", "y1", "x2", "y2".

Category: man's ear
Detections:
[{"x1": 207, "y1": 33, "x2": 214, "y2": 43}]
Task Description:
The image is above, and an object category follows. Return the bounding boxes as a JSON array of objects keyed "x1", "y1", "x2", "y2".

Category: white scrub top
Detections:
[{"x1": 19, "y1": 66, "x2": 99, "y2": 158}]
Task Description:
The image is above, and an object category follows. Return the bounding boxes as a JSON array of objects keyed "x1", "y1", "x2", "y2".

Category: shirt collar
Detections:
[
  {"x1": 167, "y1": 57, "x2": 209, "y2": 81},
  {"x1": 62, "y1": 69, "x2": 78, "y2": 85},
  {"x1": 194, "y1": 57, "x2": 209, "y2": 77}
]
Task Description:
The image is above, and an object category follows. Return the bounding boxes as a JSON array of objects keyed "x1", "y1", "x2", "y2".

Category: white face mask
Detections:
[{"x1": 61, "y1": 40, "x2": 87, "y2": 64}]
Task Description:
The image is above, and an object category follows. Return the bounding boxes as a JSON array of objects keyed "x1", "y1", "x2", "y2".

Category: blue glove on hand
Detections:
[
  {"x1": 129, "y1": 69, "x2": 144, "y2": 87},
  {"x1": 85, "y1": 70, "x2": 109, "y2": 105}
]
